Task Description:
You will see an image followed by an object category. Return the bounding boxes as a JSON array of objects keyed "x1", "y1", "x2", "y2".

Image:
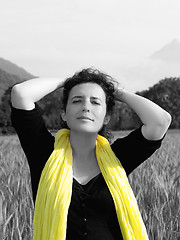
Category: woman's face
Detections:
[{"x1": 61, "y1": 83, "x2": 110, "y2": 134}]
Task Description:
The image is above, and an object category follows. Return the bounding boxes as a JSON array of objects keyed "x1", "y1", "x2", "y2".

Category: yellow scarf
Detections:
[{"x1": 33, "y1": 129, "x2": 149, "y2": 240}]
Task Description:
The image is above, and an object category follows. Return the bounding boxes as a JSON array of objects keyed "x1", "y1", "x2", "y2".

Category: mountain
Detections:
[
  {"x1": 120, "y1": 39, "x2": 180, "y2": 92},
  {"x1": 0, "y1": 68, "x2": 23, "y2": 102},
  {"x1": 150, "y1": 39, "x2": 180, "y2": 63},
  {"x1": 0, "y1": 57, "x2": 34, "y2": 80},
  {"x1": 0, "y1": 57, "x2": 35, "y2": 102}
]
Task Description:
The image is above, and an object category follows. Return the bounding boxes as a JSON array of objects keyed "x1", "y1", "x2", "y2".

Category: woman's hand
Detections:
[{"x1": 113, "y1": 84, "x2": 124, "y2": 102}]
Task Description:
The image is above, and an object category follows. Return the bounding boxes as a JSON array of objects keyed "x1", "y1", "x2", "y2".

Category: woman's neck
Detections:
[
  {"x1": 69, "y1": 131, "x2": 97, "y2": 160},
  {"x1": 69, "y1": 131, "x2": 101, "y2": 184}
]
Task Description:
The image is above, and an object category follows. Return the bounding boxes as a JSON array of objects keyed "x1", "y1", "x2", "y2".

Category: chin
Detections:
[{"x1": 67, "y1": 121, "x2": 103, "y2": 134}]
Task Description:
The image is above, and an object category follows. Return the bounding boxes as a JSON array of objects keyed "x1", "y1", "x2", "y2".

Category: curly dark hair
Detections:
[{"x1": 60, "y1": 68, "x2": 117, "y2": 141}]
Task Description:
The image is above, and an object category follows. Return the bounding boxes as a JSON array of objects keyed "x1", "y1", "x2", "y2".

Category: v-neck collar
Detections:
[{"x1": 73, "y1": 173, "x2": 102, "y2": 192}]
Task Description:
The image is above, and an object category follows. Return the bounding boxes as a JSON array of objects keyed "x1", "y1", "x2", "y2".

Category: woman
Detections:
[{"x1": 11, "y1": 68, "x2": 171, "y2": 240}]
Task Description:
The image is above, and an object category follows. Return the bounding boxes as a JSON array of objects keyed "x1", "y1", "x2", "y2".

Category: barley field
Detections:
[{"x1": 0, "y1": 130, "x2": 180, "y2": 240}]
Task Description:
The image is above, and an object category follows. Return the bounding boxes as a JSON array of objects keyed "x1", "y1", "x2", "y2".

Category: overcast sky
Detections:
[{"x1": 1, "y1": 0, "x2": 180, "y2": 91}]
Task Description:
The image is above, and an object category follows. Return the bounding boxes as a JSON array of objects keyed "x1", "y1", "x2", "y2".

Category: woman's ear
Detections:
[
  {"x1": 61, "y1": 111, "x2": 66, "y2": 122},
  {"x1": 103, "y1": 115, "x2": 110, "y2": 125}
]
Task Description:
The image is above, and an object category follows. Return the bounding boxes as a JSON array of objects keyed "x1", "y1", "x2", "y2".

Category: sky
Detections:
[{"x1": 0, "y1": 0, "x2": 180, "y2": 92}]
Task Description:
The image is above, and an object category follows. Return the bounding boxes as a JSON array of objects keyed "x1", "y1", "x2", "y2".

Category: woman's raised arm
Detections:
[
  {"x1": 11, "y1": 77, "x2": 64, "y2": 110},
  {"x1": 115, "y1": 88, "x2": 172, "y2": 140}
]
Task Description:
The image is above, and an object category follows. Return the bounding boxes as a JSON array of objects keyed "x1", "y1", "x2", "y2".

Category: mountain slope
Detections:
[
  {"x1": 0, "y1": 68, "x2": 23, "y2": 101},
  {"x1": 150, "y1": 39, "x2": 180, "y2": 62},
  {"x1": 0, "y1": 57, "x2": 34, "y2": 80}
]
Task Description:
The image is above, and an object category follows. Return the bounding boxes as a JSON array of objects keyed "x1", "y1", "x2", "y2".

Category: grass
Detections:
[
  {"x1": 0, "y1": 135, "x2": 34, "y2": 240},
  {"x1": 0, "y1": 130, "x2": 180, "y2": 239},
  {"x1": 128, "y1": 130, "x2": 180, "y2": 240}
]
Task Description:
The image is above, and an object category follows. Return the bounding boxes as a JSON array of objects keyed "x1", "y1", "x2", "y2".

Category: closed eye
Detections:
[
  {"x1": 91, "y1": 100, "x2": 101, "y2": 105},
  {"x1": 72, "y1": 99, "x2": 81, "y2": 103}
]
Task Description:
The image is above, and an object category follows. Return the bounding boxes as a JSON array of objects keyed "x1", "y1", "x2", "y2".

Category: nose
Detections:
[
  {"x1": 82, "y1": 106, "x2": 90, "y2": 112},
  {"x1": 82, "y1": 99, "x2": 90, "y2": 112},
  {"x1": 82, "y1": 108, "x2": 90, "y2": 112}
]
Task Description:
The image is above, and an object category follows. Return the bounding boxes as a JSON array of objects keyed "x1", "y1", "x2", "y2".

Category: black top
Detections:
[{"x1": 11, "y1": 105, "x2": 163, "y2": 240}]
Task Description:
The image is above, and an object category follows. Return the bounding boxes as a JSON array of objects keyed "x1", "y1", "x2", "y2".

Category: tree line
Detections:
[{"x1": 0, "y1": 77, "x2": 180, "y2": 134}]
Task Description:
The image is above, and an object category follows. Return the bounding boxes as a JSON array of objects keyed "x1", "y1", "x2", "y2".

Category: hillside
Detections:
[
  {"x1": 0, "y1": 68, "x2": 23, "y2": 101},
  {"x1": 0, "y1": 57, "x2": 34, "y2": 80},
  {"x1": 150, "y1": 39, "x2": 180, "y2": 63},
  {"x1": 0, "y1": 57, "x2": 35, "y2": 102}
]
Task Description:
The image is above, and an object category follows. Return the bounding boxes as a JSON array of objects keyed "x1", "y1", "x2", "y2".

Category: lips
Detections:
[{"x1": 77, "y1": 116, "x2": 94, "y2": 121}]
